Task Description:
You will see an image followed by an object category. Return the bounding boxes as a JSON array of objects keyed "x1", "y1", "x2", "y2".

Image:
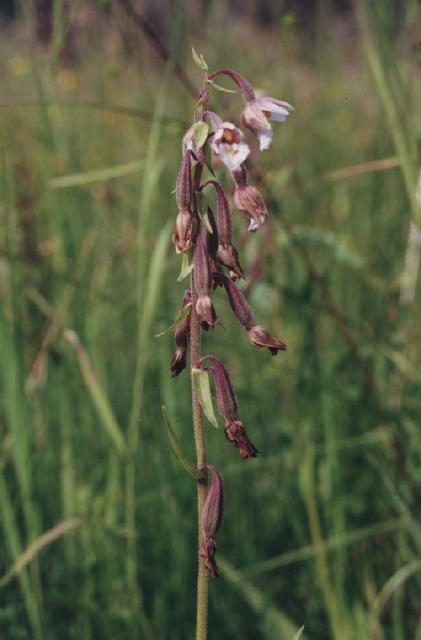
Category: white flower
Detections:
[
  {"x1": 211, "y1": 122, "x2": 250, "y2": 171},
  {"x1": 242, "y1": 97, "x2": 294, "y2": 151}
]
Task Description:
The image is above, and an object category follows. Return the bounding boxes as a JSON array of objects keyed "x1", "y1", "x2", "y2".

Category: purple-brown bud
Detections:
[
  {"x1": 172, "y1": 209, "x2": 198, "y2": 254},
  {"x1": 224, "y1": 420, "x2": 259, "y2": 459},
  {"x1": 220, "y1": 275, "x2": 255, "y2": 329},
  {"x1": 170, "y1": 290, "x2": 191, "y2": 377},
  {"x1": 175, "y1": 150, "x2": 192, "y2": 210},
  {"x1": 232, "y1": 165, "x2": 267, "y2": 232},
  {"x1": 203, "y1": 207, "x2": 223, "y2": 286},
  {"x1": 193, "y1": 234, "x2": 217, "y2": 327},
  {"x1": 199, "y1": 180, "x2": 244, "y2": 280},
  {"x1": 216, "y1": 243, "x2": 244, "y2": 281},
  {"x1": 247, "y1": 324, "x2": 287, "y2": 355},
  {"x1": 198, "y1": 464, "x2": 224, "y2": 578}
]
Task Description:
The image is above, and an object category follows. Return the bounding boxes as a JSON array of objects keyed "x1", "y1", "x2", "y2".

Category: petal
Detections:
[
  {"x1": 217, "y1": 143, "x2": 250, "y2": 171},
  {"x1": 269, "y1": 106, "x2": 291, "y2": 122},
  {"x1": 257, "y1": 129, "x2": 273, "y2": 151}
]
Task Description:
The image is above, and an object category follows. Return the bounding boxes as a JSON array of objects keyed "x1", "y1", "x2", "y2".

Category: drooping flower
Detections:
[
  {"x1": 197, "y1": 355, "x2": 258, "y2": 458},
  {"x1": 218, "y1": 274, "x2": 287, "y2": 355},
  {"x1": 170, "y1": 290, "x2": 192, "y2": 377},
  {"x1": 242, "y1": 97, "x2": 294, "y2": 151},
  {"x1": 211, "y1": 122, "x2": 250, "y2": 172},
  {"x1": 206, "y1": 68, "x2": 293, "y2": 151},
  {"x1": 198, "y1": 464, "x2": 224, "y2": 578},
  {"x1": 246, "y1": 324, "x2": 287, "y2": 355},
  {"x1": 232, "y1": 165, "x2": 267, "y2": 232}
]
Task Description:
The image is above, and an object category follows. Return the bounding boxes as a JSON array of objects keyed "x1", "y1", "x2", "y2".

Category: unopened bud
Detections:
[
  {"x1": 220, "y1": 275, "x2": 254, "y2": 329},
  {"x1": 175, "y1": 150, "x2": 192, "y2": 210},
  {"x1": 247, "y1": 324, "x2": 287, "y2": 355},
  {"x1": 199, "y1": 180, "x2": 244, "y2": 280},
  {"x1": 170, "y1": 290, "x2": 191, "y2": 377},
  {"x1": 172, "y1": 209, "x2": 198, "y2": 254},
  {"x1": 194, "y1": 234, "x2": 217, "y2": 327},
  {"x1": 198, "y1": 464, "x2": 224, "y2": 578},
  {"x1": 233, "y1": 182, "x2": 268, "y2": 232},
  {"x1": 199, "y1": 355, "x2": 237, "y2": 421}
]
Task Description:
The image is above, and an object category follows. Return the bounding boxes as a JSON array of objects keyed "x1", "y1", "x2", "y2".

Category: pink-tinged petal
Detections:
[
  {"x1": 257, "y1": 129, "x2": 273, "y2": 151},
  {"x1": 254, "y1": 97, "x2": 293, "y2": 111}
]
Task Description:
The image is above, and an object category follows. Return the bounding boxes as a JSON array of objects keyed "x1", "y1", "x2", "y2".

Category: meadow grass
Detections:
[{"x1": 0, "y1": 2, "x2": 420, "y2": 638}]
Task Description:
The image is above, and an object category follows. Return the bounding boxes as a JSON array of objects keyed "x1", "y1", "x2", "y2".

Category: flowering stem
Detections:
[{"x1": 190, "y1": 279, "x2": 209, "y2": 640}]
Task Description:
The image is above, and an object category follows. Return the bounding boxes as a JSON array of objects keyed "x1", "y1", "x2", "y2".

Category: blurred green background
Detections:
[{"x1": 0, "y1": 1, "x2": 420, "y2": 638}]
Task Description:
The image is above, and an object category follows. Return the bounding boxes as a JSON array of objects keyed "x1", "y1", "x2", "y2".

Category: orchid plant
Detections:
[{"x1": 168, "y1": 51, "x2": 293, "y2": 640}]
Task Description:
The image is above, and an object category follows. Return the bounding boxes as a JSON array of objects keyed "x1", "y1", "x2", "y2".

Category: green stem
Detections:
[{"x1": 190, "y1": 279, "x2": 209, "y2": 640}]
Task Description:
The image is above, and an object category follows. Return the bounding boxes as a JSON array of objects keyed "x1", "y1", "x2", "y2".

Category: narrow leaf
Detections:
[
  {"x1": 207, "y1": 79, "x2": 236, "y2": 94},
  {"x1": 292, "y1": 626, "x2": 305, "y2": 640},
  {"x1": 191, "y1": 47, "x2": 208, "y2": 72},
  {"x1": 161, "y1": 406, "x2": 203, "y2": 479},
  {"x1": 177, "y1": 252, "x2": 194, "y2": 282},
  {"x1": 155, "y1": 303, "x2": 191, "y2": 338},
  {"x1": 192, "y1": 368, "x2": 219, "y2": 429},
  {"x1": 192, "y1": 121, "x2": 209, "y2": 150},
  {"x1": 48, "y1": 160, "x2": 142, "y2": 188},
  {"x1": 63, "y1": 330, "x2": 127, "y2": 456}
]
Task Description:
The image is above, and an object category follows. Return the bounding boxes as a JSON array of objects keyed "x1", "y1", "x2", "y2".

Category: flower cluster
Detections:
[{"x1": 169, "y1": 66, "x2": 293, "y2": 578}]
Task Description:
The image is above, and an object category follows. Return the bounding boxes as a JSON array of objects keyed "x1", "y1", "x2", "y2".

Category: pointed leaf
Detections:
[
  {"x1": 161, "y1": 406, "x2": 203, "y2": 479},
  {"x1": 192, "y1": 121, "x2": 209, "y2": 150},
  {"x1": 191, "y1": 47, "x2": 208, "y2": 72},
  {"x1": 197, "y1": 208, "x2": 213, "y2": 234},
  {"x1": 292, "y1": 627, "x2": 305, "y2": 640},
  {"x1": 177, "y1": 252, "x2": 194, "y2": 282},
  {"x1": 207, "y1": 79, "x2": 236, "y2": 94},
  {"x1": 155, "y1": 303, "x2": 191, "y2": 338},
  {"x1": 192, "y1": 368, "x2": 219, "y2": 429}
]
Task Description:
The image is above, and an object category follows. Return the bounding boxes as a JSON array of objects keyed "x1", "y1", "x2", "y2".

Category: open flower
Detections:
[
  {"x1": 211, "y1": 122, "x2": 250, "y2": 171},
  {"x1": 242, "y1": 97, "x2": 294, "y2": 151}
]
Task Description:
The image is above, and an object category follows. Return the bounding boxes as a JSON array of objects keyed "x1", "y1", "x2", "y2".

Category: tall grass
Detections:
[{"x1": 0, "y1": 2, "x2": 420, "y2": 638}]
